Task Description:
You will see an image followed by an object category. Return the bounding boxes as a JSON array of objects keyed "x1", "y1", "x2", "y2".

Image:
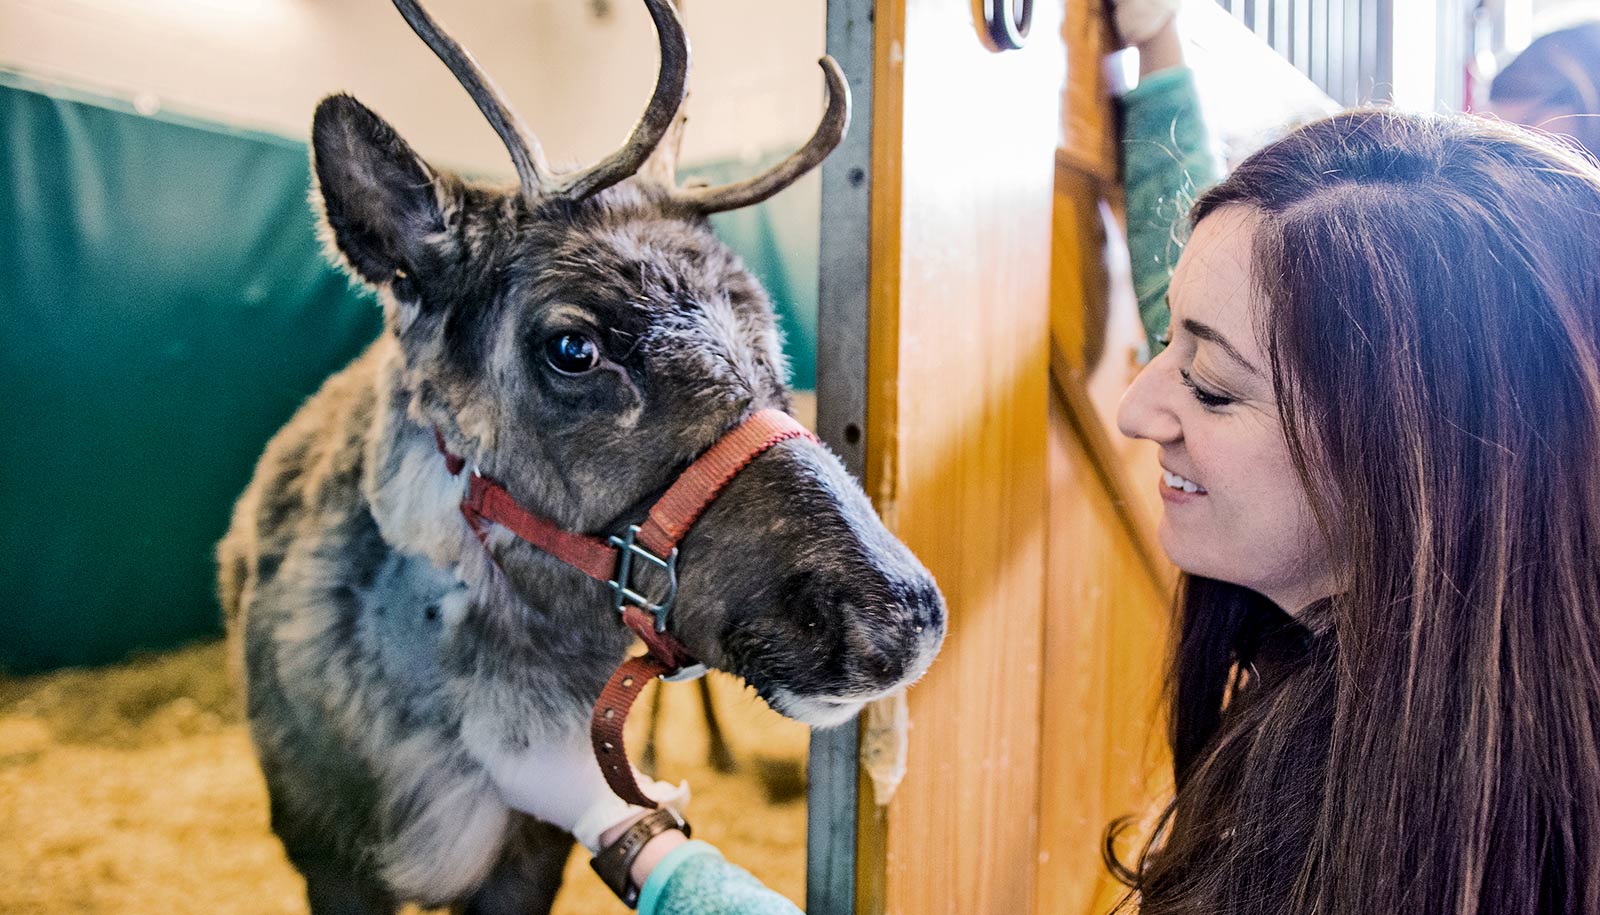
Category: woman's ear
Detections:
[{"x1": 310, "y1": 93, "x2": 451, "y2": 290}]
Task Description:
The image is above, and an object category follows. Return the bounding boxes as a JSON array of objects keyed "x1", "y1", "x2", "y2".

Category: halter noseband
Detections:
[{"x1": 436, "y1": 408, "x2": 817, "y2": 807}]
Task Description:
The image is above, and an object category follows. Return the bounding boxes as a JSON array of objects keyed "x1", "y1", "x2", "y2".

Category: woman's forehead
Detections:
[{"x1": 1170, "y1": 206, "x2": 1266, "y2": 348}]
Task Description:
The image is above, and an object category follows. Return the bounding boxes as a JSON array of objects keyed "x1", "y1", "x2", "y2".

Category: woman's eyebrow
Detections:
[{"x1": 1181, "y1": 317, "x2": 1263, "y2": 377}]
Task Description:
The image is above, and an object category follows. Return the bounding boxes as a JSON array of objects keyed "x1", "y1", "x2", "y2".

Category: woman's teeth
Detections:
[{"x1": 1163, "y1": 470, "x2": 1206, "y2": 494}]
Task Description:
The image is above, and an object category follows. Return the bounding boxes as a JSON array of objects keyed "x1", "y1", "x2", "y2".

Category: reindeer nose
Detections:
[
  {"x1": 822, "y1": 572, "x2": 945, "y2": 692},
  {"x1": 877, "y1": 577, "x2": 946, "y2": 681},
  {"x1": 909, "y1": 578, "x2": 946, "y2": 633}
]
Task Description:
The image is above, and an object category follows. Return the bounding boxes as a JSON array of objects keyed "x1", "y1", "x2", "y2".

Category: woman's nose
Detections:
[{"x1": 1117, "y1": 361, "x2": 1181, "y2": 445}]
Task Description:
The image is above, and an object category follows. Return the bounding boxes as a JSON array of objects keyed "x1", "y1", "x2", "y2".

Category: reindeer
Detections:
[{"x1": 216, "y1": 1, "x2": 945, "y2": 911}]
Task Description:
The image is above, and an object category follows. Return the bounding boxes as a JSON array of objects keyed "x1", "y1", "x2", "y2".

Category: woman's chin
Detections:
[{"x1": 1156, "y1": 519, "x2": 1198, "y2": 571}]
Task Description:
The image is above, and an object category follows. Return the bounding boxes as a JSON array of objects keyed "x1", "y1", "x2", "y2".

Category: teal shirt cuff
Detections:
[
  {"x1": 638, "y1": 840, "x2": 723, "y2": 915},
  {"x1": 636, "y1": 839, "x2": 804, "y2": 915},
  {"x1": 1124, "y1": 65, "x2": 1197, "y2": 103}
]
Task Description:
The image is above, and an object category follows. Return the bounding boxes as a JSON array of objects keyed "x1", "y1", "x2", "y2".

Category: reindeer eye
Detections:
[{"x1": 543, "y1": 333, "x2": 600, "y2": 375}]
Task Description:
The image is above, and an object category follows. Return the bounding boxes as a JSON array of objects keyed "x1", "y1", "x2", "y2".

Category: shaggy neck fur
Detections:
[{"x1": 360, "y1": 335, "x2": 635, "y2": 737}]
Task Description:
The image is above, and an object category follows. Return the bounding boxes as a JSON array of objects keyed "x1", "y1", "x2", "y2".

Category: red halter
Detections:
[{"x1": 436, "y1": 409, "x2": 817, "y2": 807}]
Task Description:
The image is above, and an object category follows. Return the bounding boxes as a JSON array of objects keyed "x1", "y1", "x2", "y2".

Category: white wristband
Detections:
[
  {"x1": 573, "y1": 794, "x2": 647, "y2": 854},
  {"x1": 572, "y1": 777, "x2": 691, "y2": 853}
]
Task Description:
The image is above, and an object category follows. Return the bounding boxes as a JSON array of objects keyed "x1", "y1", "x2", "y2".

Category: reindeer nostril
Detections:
[
  {"x1": 912, "y1": 585, "x2": 947, "y2": 631},
  {"x1": 874, "y1": 653, "x2": 898, "y2": 678}
]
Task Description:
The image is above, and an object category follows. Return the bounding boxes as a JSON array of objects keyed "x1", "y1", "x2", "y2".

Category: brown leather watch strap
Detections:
[{"x1": 590, "y1": 806, "x2": 692, "y2": 908}]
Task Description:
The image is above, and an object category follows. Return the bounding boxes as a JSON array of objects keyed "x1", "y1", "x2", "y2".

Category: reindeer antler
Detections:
[
  {"x1": 391, "y1": 0, "x2": 552, "y2": 198},
  {"x1": 549, "y1": 0, "x2": 689, "y2": 200},
  {"x1": 393, "y1": 0, "x2": 845, "y2": 212},
  {"x1": 392, "y1": 0, "x2": 689, "y2": 203},
  {"x1": 668, "y1": 57, "x2": 851, "y2": 214}
]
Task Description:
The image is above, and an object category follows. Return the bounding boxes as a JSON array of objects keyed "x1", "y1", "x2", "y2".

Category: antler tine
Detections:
[
  {"x1": 639, "y1": 106, "x2": 690, "y2": 189},
  {"x1": 670, "y1": 57, "x2": 850, "y2": 214},
  {"x1": 391, "y1": 0, "x2": 551, "y2": 199},
  {"x1": 552, "y1": 0, "x2": 690, "y2": 201}
]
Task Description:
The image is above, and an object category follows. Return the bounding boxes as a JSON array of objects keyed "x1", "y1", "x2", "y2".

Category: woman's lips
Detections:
[{"x1": 1160, "y1": 468, "x2": 1207, "y2": 504}]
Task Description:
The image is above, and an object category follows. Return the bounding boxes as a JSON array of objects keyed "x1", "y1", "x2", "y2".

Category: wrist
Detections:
[
  {"x1": 591, "y1": 806, "x2": 692, "y2": 907},
  {"x1": 1135, "y1": 18, "x2": 1184, "y2": 76},
  {"x1": 630, "y1": 827, "x2": 689, "y2": 887},
  {"x1": 576, "y1": 776, "x2": 689, "y2": 854},
  {"x1": 598, "y1": 812, "x2": 691, "y2": 892},
  {"x1": 598, "y1": 810, "x2": 648, "y2": 848}
]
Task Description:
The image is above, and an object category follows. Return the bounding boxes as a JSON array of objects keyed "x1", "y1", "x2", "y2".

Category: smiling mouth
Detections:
[{"x1": 1162, "y1": 470, "x2": 1208, "y2": 494}]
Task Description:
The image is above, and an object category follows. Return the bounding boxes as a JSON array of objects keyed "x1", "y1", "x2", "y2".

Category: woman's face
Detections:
[{"x1": 1116, "y1": 206, "x2": 1336, "y2": 614}]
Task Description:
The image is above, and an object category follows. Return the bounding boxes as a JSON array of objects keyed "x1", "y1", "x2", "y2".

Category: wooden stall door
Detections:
[
  {"x1": 846, "y1": 0, "x2": 1065, "y2": 913},
  {"x1": 1035, "y1": 6, "x2": 1177, "y2": 914},
  {"x1": 825, "y1": 3, "x2": 1348, "y2": 911},
  {"x1": 825, "y1": 1, "x2": 1177, "y2": 913}
]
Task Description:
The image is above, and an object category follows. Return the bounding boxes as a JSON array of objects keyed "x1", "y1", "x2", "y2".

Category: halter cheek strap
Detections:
[{"x1": 436, "y1": 409, "x2": 818, "y2": 807}]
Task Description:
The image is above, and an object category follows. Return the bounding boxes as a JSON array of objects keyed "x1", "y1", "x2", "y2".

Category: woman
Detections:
[
  {"x1": 527, "y1": 23, "x2": 1600, "y2": 915},
  {"x1": 1113, "y1": 107, "x2": 1600, "y2": 915}
]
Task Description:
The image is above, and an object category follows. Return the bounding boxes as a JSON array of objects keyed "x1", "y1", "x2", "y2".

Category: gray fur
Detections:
[{"x1": 219, "y1": 94, "x2": 944, "y2": 913}]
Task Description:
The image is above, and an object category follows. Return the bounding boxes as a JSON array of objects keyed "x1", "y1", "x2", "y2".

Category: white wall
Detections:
[{"x1": 0, "y1": 0, "x2": 827, "y2": 177}]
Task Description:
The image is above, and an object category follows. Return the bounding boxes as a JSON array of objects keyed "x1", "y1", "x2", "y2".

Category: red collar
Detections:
[{"x1": 435, "y1": 409, "x2": 817, "y2": 807}]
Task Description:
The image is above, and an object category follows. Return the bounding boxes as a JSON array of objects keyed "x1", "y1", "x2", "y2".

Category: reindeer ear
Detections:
[{"x1": 311, "y1": 94, "x2": 448, "y2": 289}]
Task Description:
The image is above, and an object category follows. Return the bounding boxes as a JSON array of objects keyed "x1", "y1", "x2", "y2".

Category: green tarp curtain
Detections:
[{"x1": 0, "y1": 71, "x2": 818, "y2": 673}]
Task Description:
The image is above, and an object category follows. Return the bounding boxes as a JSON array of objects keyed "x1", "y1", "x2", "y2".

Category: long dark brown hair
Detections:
[{"x1": 1110, "y1": 110, "x2": 1600, "y2": 915}]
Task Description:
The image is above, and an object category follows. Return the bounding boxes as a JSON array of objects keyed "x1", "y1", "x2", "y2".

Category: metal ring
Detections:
[{"x1": 984, "y1": 0, "x2": 1032, "y2": 51}]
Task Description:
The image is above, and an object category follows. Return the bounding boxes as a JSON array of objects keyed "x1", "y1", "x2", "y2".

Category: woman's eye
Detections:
[
  {"x1": 1179, "y1": 367, "x2": 1234, "y2": 409},
  {"x1": 543, "y1": 332, "x2": 600, "y2": 375}
]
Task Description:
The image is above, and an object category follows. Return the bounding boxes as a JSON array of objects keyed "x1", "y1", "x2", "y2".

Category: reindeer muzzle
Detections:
[{"x1": 436, "y1": 409, "x2": 818, "y2": 807}]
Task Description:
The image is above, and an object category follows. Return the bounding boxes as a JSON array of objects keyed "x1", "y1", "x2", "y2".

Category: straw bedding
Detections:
[{"x1": 0, "y1": 642, "x2": 807, "y2": 915}]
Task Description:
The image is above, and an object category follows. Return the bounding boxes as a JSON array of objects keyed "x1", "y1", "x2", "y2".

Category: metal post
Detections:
[{"x1": 808, "y1": 0, "x2": 875, "y2": 912}]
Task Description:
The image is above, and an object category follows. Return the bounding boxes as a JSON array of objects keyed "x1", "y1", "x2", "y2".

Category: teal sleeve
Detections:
[
  {"x1": 637, "y1": 840, "x2": 804, "y2": 915},
  {"x1": 1120, "y1": 66, "x2": 1221, "y2": 357}
]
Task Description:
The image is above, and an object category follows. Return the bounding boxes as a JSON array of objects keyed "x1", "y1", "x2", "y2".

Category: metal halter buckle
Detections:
[
  {"x1": 606, "y1": 524, "x2": 679, "y2": 632},
  {"x1": 659, "y1": 662, "x2": 709, "y2": 683}
]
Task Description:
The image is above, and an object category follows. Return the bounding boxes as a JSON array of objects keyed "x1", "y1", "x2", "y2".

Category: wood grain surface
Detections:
[
  {"x1": 853, "y1": 1, "x2": 1174, "y2": 911},
  {"x1": 861, "y1": 1, "x2": 1064, "y2": 912}
]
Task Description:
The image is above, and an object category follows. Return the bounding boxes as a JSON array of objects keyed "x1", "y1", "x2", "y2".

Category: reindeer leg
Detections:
[
  {"x1": 699, "y1": 677, "x2": 736, "y2": 773},
  {"x1": 455, "y1": 816, "x2": 569, "y2": 915},
  {"x1": 298, "y1": 858, "x2": 397, "y2": 915}
]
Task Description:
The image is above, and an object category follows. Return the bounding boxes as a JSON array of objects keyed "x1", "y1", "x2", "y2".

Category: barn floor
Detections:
[{"x1": 0, "y1": 641, "x2": 809, "y2": 915}]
